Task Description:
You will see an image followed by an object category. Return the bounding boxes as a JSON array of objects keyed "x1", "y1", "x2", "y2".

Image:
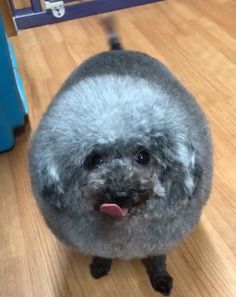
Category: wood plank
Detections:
[{"x1": 0, "y1": 0, "x2": 16, "y2": 36}]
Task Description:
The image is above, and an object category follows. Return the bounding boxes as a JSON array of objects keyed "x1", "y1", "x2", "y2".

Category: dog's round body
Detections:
[{"x1": 29, "y1": 51, "x2": 213, "y2": 259}]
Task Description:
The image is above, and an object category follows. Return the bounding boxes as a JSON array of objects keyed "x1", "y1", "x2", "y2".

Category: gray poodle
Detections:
[{"x1": 29, "y1": 16, "x2": 213, "y2": 295}]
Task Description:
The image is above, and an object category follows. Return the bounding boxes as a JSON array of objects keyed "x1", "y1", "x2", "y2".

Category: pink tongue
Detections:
[{"x1": 100, "y1": 203, "x2": 128, "y2": 217}]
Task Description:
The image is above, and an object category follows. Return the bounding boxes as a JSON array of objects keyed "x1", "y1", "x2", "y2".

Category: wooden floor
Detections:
[{"x1": 1, "y1": 0, "x2": 236, "y2": 296}]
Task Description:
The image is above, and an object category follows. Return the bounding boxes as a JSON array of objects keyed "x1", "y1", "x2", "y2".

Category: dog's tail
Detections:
[{"x1": 101, "y1": 15, "x2": 123, "y2": 50}]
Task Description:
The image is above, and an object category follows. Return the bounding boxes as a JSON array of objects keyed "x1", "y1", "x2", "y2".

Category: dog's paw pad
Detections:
[{"x1": 150, "y1": 274, "x2": 173, "y2": 296}]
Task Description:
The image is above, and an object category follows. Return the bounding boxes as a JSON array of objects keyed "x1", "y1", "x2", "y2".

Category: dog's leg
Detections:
[
  {"x1": 90, "y1": 257, "x2": 112, "y2": 279},
  {"x1": 143, "y1": 255, "x2": 173, "y2": 296}
]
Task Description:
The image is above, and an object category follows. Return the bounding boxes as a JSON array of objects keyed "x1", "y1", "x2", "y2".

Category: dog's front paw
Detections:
[
  {"x1": 90, "y1": 262, "x2": 109, "y2": 279},
  {"x1": 149, "y1": 274, "x2": 173, "y2": 296},
  {"x1": 90, "y1": 257, "x2": 112, "y2": 279}
]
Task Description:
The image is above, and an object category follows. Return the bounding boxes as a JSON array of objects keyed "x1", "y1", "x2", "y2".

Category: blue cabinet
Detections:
[{"x1": 0, "y1": 13, "x2": 28, "y2": 152}]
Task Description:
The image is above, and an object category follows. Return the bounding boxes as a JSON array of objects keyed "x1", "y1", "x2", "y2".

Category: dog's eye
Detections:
[
  {"x1": 85, "y1": 152, "x2": 104, "y2": 170},
  {"x1": 135, "y1": 149, "x2": 150, "y2": 165}
]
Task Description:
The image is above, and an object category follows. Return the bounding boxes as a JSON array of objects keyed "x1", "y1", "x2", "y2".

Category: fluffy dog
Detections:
[{"x1": 29, "y1": 16, "x2": 213, "y2": 295}]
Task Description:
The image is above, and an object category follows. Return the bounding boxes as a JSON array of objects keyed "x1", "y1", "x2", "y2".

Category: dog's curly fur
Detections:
[{"x1": 29, "y1": 16, "x2": 213, "y2": 294}]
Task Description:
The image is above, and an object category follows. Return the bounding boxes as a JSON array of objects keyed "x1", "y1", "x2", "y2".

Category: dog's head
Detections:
[
  {"x1": 34, "y1": 130, "x2": 202, "y2": 219},
  {"x1": 30, "y1": 74, "x2": 204, "y2": 220}
]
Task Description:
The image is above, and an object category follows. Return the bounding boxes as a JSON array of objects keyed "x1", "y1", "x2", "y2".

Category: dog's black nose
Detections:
[{"x1": 112, "y1": 191, "x2": 132, "y2": 204}]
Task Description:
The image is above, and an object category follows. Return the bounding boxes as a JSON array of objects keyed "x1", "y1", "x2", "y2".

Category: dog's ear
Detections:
[
  {"x1": 173, "y1": 141, "x2": 202, "y2": 198},
  {"x1": 163, "y1": 141, "x2": 202, "y2": 205},
  {"x1": 39, "y1": 164, "x2": 65, "y2": 210},
  {"x1": 152, "y1": 133, "x2": 202, "y2": 201}
]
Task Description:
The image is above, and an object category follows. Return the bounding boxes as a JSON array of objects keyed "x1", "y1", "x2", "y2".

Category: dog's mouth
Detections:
[
  {"x1": 99, "y1": 203, "x2": 129, "y2": 217},
  {"x1": 96, "y1": 189, "x2": 152, "y2": 218}
]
